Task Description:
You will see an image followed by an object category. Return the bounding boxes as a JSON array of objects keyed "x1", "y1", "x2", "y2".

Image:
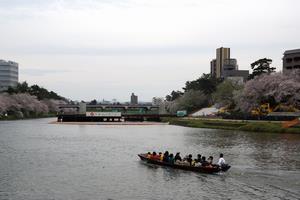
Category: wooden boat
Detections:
[{"x1": 138, "y1": 153, "x2": 230, "y2": 174}]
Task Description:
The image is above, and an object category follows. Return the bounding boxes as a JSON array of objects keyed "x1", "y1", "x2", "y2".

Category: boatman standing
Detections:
[{"x1": 217, "y1": 153, "x2": 226, "y2": 167}]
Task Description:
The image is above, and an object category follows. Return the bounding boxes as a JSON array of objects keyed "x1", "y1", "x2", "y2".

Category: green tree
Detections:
[
  {"x1": 89, "y1": 99, "x2": 97, "y2": 105},
  {"x1": 183, "y1": 73, "x2": 222, "y2": 94},
  {"x1": 212, "y1": 80, "x2": 243, "y2": 107},
  {"x1": 5, "y1": 82, "x2": 29, "y2": 94},
  {"x1": 249, "y1": 58, "x2": 276, "y2": 79},
  {"x1": 17, "y1": 82, "x2": 29, "y2": 93},
  {"x1": 4, "y1": 82, "x2": 64, "y2": 100},
  {"x1": 166, "y1": 90, "x2": 209, "y2": 113},
  {"x1": 166, "y1": 90, "x2": 183, "y2": 101}
]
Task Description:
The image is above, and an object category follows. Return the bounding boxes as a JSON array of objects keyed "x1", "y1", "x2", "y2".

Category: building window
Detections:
[
  {"x1": 294, "y1": 65, "x2": 300, "y2": 69},
  {"x1": 294, "y1": 57, "x2": 300, "y2": 62},
  {"x1": 286, "y1": 66, "x2": 292, "y2": 69},
  {"x1": 286, "y1": 58, "x2": 293, "y2": 63}
]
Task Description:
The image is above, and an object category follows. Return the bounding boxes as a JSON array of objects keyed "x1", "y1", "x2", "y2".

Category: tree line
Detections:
[
  {"x1": 164, "y1": 58, "x2": 300, "y2": 117},
  {"x1": 0, "y1": 82, "x2": 67, "y2": 119},
  {"x1": 5, "y1": 82, "x2": 65, "y2": 100}
]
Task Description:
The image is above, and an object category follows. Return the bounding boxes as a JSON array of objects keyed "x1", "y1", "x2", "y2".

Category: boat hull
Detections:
[{"x1": 138, "y1": 154, "x2": 230, "y2": 174}]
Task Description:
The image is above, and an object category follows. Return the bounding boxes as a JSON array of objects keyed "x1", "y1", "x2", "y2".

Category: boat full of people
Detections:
[{"x1": 138, "y1": 151, "x2": 230, "y2": 174}]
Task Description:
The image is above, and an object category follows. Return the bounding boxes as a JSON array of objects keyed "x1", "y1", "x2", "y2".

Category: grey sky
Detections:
[{"x1": 1, "y1": 0, "x2": 299, "y2": 101}]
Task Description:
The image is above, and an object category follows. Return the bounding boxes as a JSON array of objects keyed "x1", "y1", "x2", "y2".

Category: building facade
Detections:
[
  {"x1": 210, "y1": 47, "x2": 249, "y2": 82},
  {"x1": 222, "y1": 58, "x2": 249, "y2": 81},
  {"x1": 283, "y1": 49, "x2": 300, "y2": 73},
  {"x1": 130, "y1": 93, "x2": 138, "y2": 105},
  {"x1": 222, "y1": 58, "x2": 238, "y2": 73},
  {"x1": 222, "y1": 69, "x2": 249, "y2": 82},
  {"x1": 210, "y1": 59, "x2": 217, "y2": 77},
  {"x1": 0, "y1": 60, "x2": 19, "y2": 91},
  {"x1": 216, "y1": 47, "x2": 230, "y2": 78}
]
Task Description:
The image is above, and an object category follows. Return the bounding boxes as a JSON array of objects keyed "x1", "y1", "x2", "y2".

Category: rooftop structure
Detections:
[{"x1": 222, "y1": 58, "x2": 238, "y2": 72}]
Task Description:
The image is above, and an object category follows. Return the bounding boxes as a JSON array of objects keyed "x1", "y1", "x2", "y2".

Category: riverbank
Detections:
[
  {"x1": 163, "y1": 117, "x2": 300, "y2": 134},
  {"x1": 0, "y1": 114, "x2": 56, "y2": 121}
]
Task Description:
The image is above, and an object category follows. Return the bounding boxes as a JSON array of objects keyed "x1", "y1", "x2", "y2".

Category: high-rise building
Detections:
[
  {"x1": 216, "y1": 47, "x2": 230, "y2": 78},
  {"x1": 282, "y1": 49, "x2": 300, "y2": 73},
  {"x1": 210, "y1": 48, "x2": 249, "y2": 82},
  {"x1": 130, "y1": 93, "x2": 138, "y2": 105},
  {"x1": 0, "y1": 59, "x2": 19, "y2": 91},
  {"x1": 210, "y1": 59, "x2": 217, "y2": 77}
]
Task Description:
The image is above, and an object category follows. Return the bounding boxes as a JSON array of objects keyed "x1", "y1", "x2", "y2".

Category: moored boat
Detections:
[{"x1": 138, "y1": 153, "x2": 230, "y2": 174}]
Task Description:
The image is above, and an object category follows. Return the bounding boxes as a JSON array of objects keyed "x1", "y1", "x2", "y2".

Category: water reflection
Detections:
[{"x1": 183, "y1": 127, "x2": 300, "y2": 171}]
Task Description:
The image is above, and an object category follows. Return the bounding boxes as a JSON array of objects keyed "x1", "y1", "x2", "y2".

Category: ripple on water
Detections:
[{"x1": 0, "y1": 118, "x2": 300, "y2": 200}]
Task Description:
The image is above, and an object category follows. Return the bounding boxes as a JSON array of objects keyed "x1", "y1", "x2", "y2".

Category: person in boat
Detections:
[
  {"x1": 150, "y1": 151, "x2": 156, "y2": 159},
  {"x1": 194, "y1": 160, "x2": 202, "y2": 167},
  {"x1": 159, "y1": 152, "x2": 163, "y2": 161},
  {"x1": 168, "y1": 153, "x2": 175, "y2": 164},
  {"x1": 195, "y1": 154, "x2": 202, "y2": 163},
  {"x1": 201, "y1": 156, "x2": 209, "y2": 167},
  {"x1": 207, "y1": 156, "x2": 213, "y2": 165},
  {"x1": 182, "y1": 154, "x2": 189, "y2": 161},
  {"x1": 151, "y1": 152, "x2": 160, "y2": 160},
  {"x1": 217, "y1": 153, "x2": 226, "y2": 167},
  {"x1": 193, "y1": 154, "x2": 202, "y2": 166},
  {"x1": 174, "y1": 152, "x2": 182, "y2": 162},
  {"x1": 163, "y1": 151, "x2": 169, "y2": 162},
  {"x1": 147, "y1": 152, "x2": 151, "y2": 158},
  {"x1": 187, "y1": 154, "x2": 193, "y2": 166}
]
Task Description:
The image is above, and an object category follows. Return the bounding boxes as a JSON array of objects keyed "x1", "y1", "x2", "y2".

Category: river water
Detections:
[{"x1": 0, "y1": 118, "x2": 299, "y2": 200}]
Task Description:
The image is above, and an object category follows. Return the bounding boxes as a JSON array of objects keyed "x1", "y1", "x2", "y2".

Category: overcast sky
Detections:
[{"x1": 1, "y1": 0, "x2": 299, "y2": 102}]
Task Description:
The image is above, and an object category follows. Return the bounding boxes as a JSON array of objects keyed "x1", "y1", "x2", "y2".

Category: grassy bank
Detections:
[{"x1": 163, "y1": 117, "x2": 300, "y2": 134}]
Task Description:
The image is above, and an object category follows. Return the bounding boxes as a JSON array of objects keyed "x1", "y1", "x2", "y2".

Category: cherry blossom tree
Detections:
[
  {"x1": 0, "y1": 92, "x2": 67, "y2": 118},
  {"x1": 212, "y1": 79, "x2": 243, "y2": 107},
  {"x1": 235, "y1": 70, "x2": 300, "y2": 112}
]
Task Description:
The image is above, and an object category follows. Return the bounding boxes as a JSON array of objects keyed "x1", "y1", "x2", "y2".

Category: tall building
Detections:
[
  {"x1": 283, "y1": 49, "x2": 300, "y2": 73},
  {"x1": 210, "y1": 59, "x2": 217, "y2": 77},
  {"x1": 210, "y1": 47, "x2": 249, "y2": 82},
  {"x1": 216, "y1": 47, "x2": 230, "y2": 78},
  {"x1": 130, "y1": 93, "x2": 138, "y2": 105},
  {"x1": 0, "y1": 59, "x2": 19, "y2": 91}
]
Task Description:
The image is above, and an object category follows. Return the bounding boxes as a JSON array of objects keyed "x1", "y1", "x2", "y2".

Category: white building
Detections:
[
  {"x1": 0, "y1": 60, "x2": 19, "y2": 91},
  {"x1": 283, "y1": 48, "x2": 300, "y2": 73}
]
